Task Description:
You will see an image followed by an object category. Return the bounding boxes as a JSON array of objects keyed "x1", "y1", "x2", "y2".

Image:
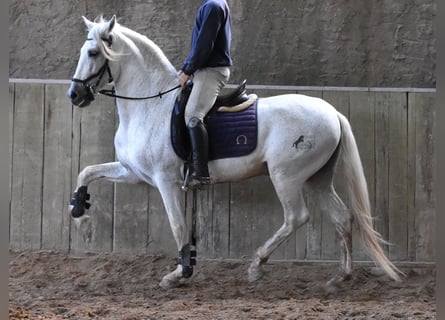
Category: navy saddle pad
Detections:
[{"x1": 170, "y1": 99, "x2": 258, "y2": 161}]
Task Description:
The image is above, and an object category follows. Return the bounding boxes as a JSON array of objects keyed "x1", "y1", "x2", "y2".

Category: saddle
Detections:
[
  {"x1": 171, "y1": 80, "x2": 259, "y2": 161},
  {"x1": 212, "y1": 79, "x2": 251, "y2": 110}
]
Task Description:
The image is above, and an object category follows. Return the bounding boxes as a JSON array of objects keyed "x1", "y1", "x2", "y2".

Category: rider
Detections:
[{"x1": 178, "y1": 0, "x2": 232, "y2": 188}]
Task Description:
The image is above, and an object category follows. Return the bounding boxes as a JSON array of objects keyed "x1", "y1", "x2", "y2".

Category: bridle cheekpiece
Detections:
[
  {"x1": 71, "y1": 36, "x2": 180, "y2": 104},
  {"x1": 71, "y1": 38, "x2": 114, "y2": 103}
]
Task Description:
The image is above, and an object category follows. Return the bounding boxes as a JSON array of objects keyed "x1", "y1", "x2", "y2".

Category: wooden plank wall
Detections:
[{"x1": 9, "y1": 82, "x2": 436, "y2": 262}]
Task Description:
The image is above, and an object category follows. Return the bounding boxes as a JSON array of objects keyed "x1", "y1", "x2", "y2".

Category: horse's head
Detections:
[{"x1": 67, "y1": 16, "x2": 117, "y2": 107}]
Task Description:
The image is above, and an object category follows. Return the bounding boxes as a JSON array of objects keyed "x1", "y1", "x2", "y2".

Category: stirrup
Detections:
[
  {"x1": 188, "y1": 175, "x2": 210, "y2": 189},
  {"x1": 181, "y1": 165, "x2": 210, "y2": 192}
]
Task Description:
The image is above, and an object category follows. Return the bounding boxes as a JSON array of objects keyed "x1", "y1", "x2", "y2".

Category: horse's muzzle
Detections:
[{"x1": 67, "y1": 83, "x2": 95, "y2": 108}]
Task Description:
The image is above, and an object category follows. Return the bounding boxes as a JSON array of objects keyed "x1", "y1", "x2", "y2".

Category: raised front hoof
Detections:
[
  {"x1": 247, "y1": 265, "x2": 264, "y2": 283},
  {"x1": 70, "y1": 186, "x2": 91, "y2": 218},
  {"x1": 70, "y1": 205, "x2": 86, "y2": 218},
  {"x1": 159, "y1": 277, "x2": 181, "y2": 290}
]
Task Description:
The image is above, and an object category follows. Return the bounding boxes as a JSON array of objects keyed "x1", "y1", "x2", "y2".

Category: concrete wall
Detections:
[{"x1": 9, "y1": 0, "x2": 435, "y2": 87}]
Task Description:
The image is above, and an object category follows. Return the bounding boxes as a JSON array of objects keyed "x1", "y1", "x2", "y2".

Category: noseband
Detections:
[
  {"x1": 72, "y1": 66, "x2": 113, "y2": 106},
  {"x1": 71, "y1": 37, "x2": 114, "y2": 103}
]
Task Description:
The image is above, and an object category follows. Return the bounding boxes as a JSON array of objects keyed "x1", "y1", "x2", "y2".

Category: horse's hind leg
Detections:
[
  {"x1": 298, "y1": 136, "x2": 354, "y2": 288},
  {"x1": 248, "y1": 181, "x2": 309, "y2": 282},
  {"x1": 307, "y1": 183, "x2": 353, "y2": 288},
  {"x1": 305, "y1": 145, "x2": 354, "y2": 289},
  {"x1": 329, "y1": 193, "x2": 353, "y2": 286}
]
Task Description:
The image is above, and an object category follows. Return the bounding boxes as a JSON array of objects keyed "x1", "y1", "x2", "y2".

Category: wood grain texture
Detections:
[
  {"x1": 409, "y1": 93, "x2": 435, "y2": 261},
  {"x1": 10, "y1": 83, "x2": 45, "y2": 249},
  {"x1": 374, "y1": 93, "x2": 390, "y2": 255},
  {"x1": 69, "y1": 95, "x2": 116, "y2": 254},
  {"x1": 9, "y1": 83, "x2": 15, "y2": 244},
  {"x1": 9, "y1": 84, "x2": 435, "y2": 262},
  {"x1": 41, "y1": 84, "x2": 72, "y2": 251},
  {"x1": 348, "y1": 91, "x2": 376, "y2": 261},
  {"x1": 387, "y1": 92, "x2": 408, "y2": 260},
  {"x1": 113, "y1": 183, "x2": 150, "y2": 253},
  {"x1": 147, "y1": 186, "x2": 178, "y2": 255},
  {"x1": 196, "y1": 184, "x2": 231, "y2": 258}
]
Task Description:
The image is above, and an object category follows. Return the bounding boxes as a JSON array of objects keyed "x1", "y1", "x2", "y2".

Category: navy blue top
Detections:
[{"x1": 181, "y1": 0, "x2": 232, "y2": 75}]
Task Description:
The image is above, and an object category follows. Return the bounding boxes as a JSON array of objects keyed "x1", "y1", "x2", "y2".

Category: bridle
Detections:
[
  {"x1": 72, "y1": 59, "x2": 113, "y2": 102},
  {"x1": 71, "y1": 37, "x2": 181, "y2": 102}
]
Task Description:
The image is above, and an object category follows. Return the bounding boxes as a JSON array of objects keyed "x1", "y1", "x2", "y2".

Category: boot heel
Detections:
[{"x1": 188, "y1": 175, "x2": 210, "y2": 189}]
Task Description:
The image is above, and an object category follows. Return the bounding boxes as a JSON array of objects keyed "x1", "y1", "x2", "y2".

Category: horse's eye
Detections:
[{"x1": 88, "y1": 50, "x2": 99, "y2": 58}]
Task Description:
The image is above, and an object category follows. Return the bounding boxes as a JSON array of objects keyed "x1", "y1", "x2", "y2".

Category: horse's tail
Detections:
[{"x1": 336, "y1": 112, "x2": 403, "y2": 281}]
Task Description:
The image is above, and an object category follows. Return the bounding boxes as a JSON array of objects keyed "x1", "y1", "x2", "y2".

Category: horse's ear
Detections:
[
  {"x1": 82, "y1": 16, "x2": 95, "y2": 31},
  {"x1": 107, "y1": 15, "x2": 116, "y2": 33}
]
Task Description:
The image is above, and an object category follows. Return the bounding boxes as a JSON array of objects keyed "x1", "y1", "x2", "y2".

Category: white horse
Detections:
[{"x1": 67, "y1": 16, "x2": 402, "y2": 289}]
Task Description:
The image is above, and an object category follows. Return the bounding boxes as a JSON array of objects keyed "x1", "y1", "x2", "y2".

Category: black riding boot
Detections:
[{"x1": 187, "y1": 117, "x2": 210, "y2": 188}]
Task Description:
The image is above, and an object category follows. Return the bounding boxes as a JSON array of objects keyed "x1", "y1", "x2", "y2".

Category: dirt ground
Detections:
[{"x1": 9, "y1": 250, "x2": 435, "y2": 320}]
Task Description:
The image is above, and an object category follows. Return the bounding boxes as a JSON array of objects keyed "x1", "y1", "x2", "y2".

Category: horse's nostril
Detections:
[{"x1": 67, "y1": 88, "x2": 78, "y2": 100}]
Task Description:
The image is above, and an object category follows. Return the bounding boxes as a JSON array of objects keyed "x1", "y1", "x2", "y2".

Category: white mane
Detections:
[{"x1": 89, "y1": 16, "x2": 176, "y2": 74}]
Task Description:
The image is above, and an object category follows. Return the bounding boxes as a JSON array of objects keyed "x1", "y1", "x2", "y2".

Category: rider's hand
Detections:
[{"x1": 178, "y1": 70, "x2": 191, "y2": 87}]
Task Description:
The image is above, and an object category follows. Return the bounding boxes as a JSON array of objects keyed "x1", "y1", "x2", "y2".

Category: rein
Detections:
[{"x1": 99, "y1": 84, "x2": 181, "y2": 100}]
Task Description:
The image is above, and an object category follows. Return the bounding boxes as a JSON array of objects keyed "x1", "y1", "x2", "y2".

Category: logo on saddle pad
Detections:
[{"x1": 171, "y1": 83, "x2": 258, "y2": 161}]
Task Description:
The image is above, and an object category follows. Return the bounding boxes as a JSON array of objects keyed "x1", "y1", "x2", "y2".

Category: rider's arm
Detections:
[{"x1": 181, "y1": 2, "x2": 226, "y2": 75}]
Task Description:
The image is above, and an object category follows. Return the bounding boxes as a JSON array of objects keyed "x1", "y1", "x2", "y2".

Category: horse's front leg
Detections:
[
  {"x1": 69, "y1": 161, "x2": 141, "y2": 218},
  {"x1": 156, "y1": 181, "x2": 192, "y2": 289}
]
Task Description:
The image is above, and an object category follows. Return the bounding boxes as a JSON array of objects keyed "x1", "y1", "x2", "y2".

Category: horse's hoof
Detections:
[
  {"x1": 325, "y1": 273, "x2": 352, "y2": 293},
  {"x1": 325, "y1": 280, "x2": 340, "y2": 294},
  {"x1": 70, "y1": 205, "x2": 85, "y2": 218},
  {"x1": 73, "y1": 214, "x2": 91, "y2": 226},
  {"x1": 247, "y1": 265, "x2": 264, "y2": 283},
  {"x1": 70, "y1": 186, "x2": 91, "y2": 218},
  {"x1": 159, "y1": 277, "x2": 180, "y2": 290}
]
